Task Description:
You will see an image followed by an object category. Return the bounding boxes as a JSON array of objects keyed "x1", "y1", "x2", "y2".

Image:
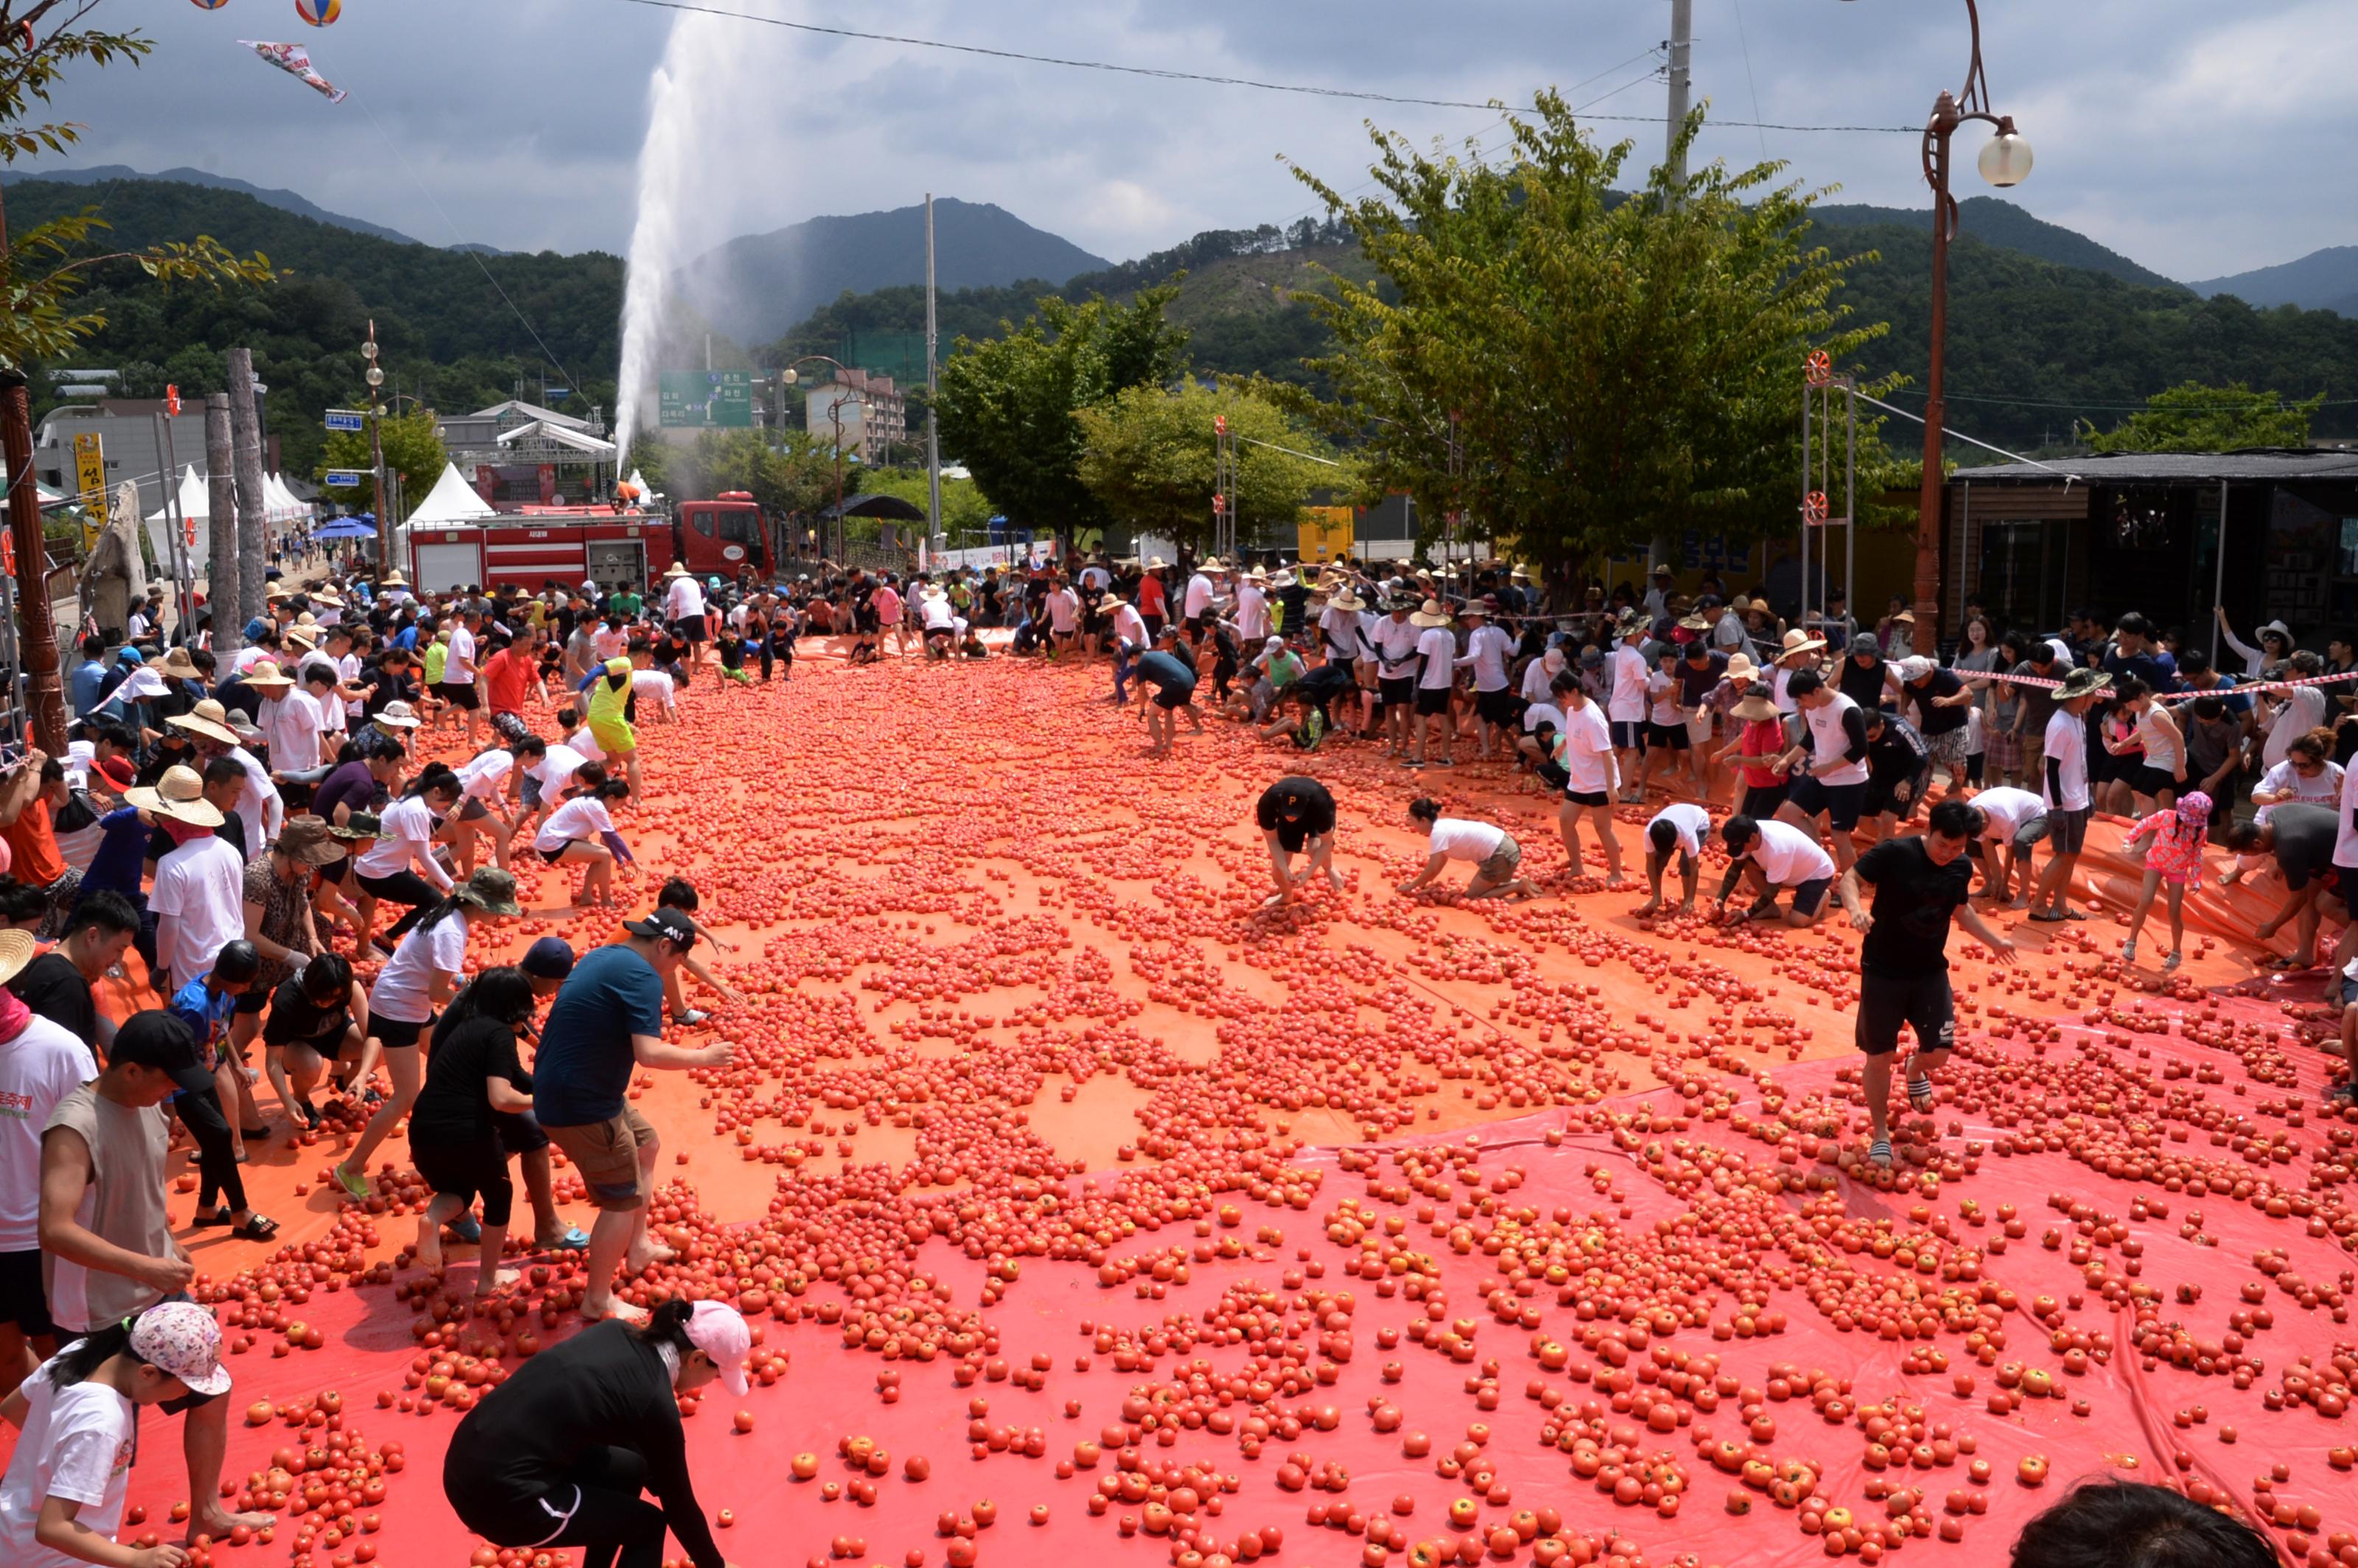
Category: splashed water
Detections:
[{"x1": 613, "y1": 13, "x2": 729, "y2": 471}]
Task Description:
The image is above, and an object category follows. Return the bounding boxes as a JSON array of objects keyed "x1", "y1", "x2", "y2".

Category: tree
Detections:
[
  {"x1": 316, "y1": 410, "x2": 444, "y2": 514},
  {"x1": 858, "y1": 466, "x2": 995, "y2": 544},
  {"x1": 1077, "y1": 380, "x2": 1340, "y2": 552},
  {"x1": 936, "y1": 287, "x2": 1188, "y2": 547},
  {"x1": 2081, "y1": 380, "x2": 2325, "y2": 454},
  {"x1": 1285, "y1": 93, "x2": 1900, "y2": 573}
]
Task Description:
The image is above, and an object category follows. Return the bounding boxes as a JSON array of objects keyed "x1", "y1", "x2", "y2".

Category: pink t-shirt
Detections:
[{"x1": 872, "y1": 586, "x2": 903, "y2": 626}]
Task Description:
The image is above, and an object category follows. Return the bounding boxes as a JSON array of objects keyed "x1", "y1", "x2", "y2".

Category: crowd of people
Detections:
[{"x1": 0, "y1": 542, "x2": 2341, "y2": 1568}]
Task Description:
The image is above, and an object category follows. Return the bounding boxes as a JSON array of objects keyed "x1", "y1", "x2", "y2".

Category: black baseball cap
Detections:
[
  {"x1": 111, "y1": 1010, "x2": 211, "y2": 1097},
  {"x1": 623, "y1": 908, "x2": 697, "y2": 951},
  {"x1": 522, "y1": 937, "x2": 578, "y2": 980}
]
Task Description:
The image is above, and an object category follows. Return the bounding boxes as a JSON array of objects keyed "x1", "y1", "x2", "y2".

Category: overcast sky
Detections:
[{"x1": 27, "y1": 0, "x2": 2354, "y2": 283}]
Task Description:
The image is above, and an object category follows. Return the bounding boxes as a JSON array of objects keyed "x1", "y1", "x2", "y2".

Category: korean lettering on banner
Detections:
[{"x1": 73, "y1": 433, "x2": 108, "y2": 551}]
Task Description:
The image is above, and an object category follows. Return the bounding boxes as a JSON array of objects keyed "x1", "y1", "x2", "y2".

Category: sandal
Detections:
[
  {"x1": 191, "y1": 1208, "x2": 236, "y2": 1228},
  {"x1": 542, "y1": 1227, "x2": 590, "y2": 1252},
  {"x1": 1868, "y1": 1138, "x2": 1894, "y2": 1169},
  {"x1": 445, "y1": 1214, "x2": 483, "y2": 1244},
  {"x1": 330, "y1": 1163, "x2": 370, "y2": 1200},
  {"x1": 2027, "y1": 909, "x2": 2067, "y2": 923},
  {"x1": 1907, "y1": 1076, "x2": 1936, "y2": 1114},
  {"x1": 2162, "y1": 951, "x2": 2182, "y2": 973},
  {"x1": 239, "y1": 1125, "x2": 270, "y2": 1141},
  {"x1": 231, "y1": 1214, "x2": 281, "y2": 1242}
]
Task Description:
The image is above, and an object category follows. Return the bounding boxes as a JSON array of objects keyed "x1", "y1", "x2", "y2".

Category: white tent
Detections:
[
  {"x1": 143, "y1": 465, "x2": 212, "y2": 573},
  {"x1": 406, "y1": 461, "x2": 497, "y2": 525},
  {"x1": 265, "y1": 471, "x2": 307, "y2": 524}
]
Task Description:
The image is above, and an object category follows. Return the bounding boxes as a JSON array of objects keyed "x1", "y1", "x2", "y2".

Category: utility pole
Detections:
[
  {"x1": 205, "y1": 393, "x2": 242, "y2": 657},
  {"x1": 0, "y1": 368, "x2": 63, "y2": 754},
  {"x1": 926, "y1": 192, "x2": 942, "y2": 548},
  {"x1": 226, "y1": 348, "x2": 269, "y2": 635},
  {"x1": 1665, "y1": 0, "x2": 1693, "y2": 187}
]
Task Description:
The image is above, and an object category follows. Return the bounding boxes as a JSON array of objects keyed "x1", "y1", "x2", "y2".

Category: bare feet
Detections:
[
  {"x1": 415, "y1": 1231, "x2": 443, "y2": 1275},
  {"x1": 579, "y1": 1296, "x2": 648, "y2": 1325},
  {"x1": 1635, "y1": 897, "x2": 1661, "y2": 918},
  {"x1": 192, "y1": 1505, "x2": 275, "y2": 1544},
  {"x1": 475, "y1": 1265, "x2": 522, "y2": 1298},
  {"x1": 625, "y1": 1242, "x2": 678, "y2": 1273}
]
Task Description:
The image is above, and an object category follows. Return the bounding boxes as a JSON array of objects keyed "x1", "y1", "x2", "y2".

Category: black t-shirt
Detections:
[
  {"x1": 1256, "y1": 777, "x2": 1337, "y2": 848},
  {"x1": 1839, "y1": 656, "x2": 1888, "y2": 713},
  {"x1": 1295, "y1": 664, "x2": 1356, "y2": 704},
  {"x1": 1913, "y1": 668, "x2": 1970, "y2": 735},
  {"x1": 2270, "y1": 804, "x2": 2341, "y2": 892},
  {"x1": 1676, "y1": 650, "x2": 1727, "y2": 706},
  {"x1": 1854, "y1": 836, "x2": 1973, "y2": 978},
  {"x1": 409, "y1": 1016, "x2": 528, "y2": 1147},
  {"x1": 261, "y1": 976, "x2": 351, "y2": 1049},
  {"x1": 10, "y1": 951, "x2": 96, "y2": 1043}
]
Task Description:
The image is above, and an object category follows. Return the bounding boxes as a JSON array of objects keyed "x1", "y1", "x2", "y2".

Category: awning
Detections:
[
  {"x1": 497, "y1": 420, "x2": 618, "y2": 460},
  {"x1": 819, "y1": 493, "x2": 926, "y2": 522},
  {"x1": 313, "y1": 517, "x2": 377, "y2": 539},
  {"x1": 407, "y1": 461, "x2": 498, "y2": 525}
]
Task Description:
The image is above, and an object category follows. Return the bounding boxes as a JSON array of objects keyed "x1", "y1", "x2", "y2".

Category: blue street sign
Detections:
[
  {"x1": 324, "y1": 469, "x2": 363, "y2": 487},
  {"x1": 323, "y1": 410, "x2": 365, "y2": 433}
]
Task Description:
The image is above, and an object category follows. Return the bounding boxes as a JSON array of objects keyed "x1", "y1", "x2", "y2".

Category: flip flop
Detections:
[
  {"x1": 1868, "y1": 1138, "x2": 1894, "y2": 1169},
  {"x1": 191, "y1": 1208, "x2": 236, "y2": 1228},
  {"x1": 542, "y1": 1228, "x2": 590, "y2": 1252},
  {"x1": 1907, "y1": 1076, "x2": 1936, "y2": 1114},
  {"x1": 444, "y1": 1214, "x2": 483, "y2": 1244},
  {"x1": 240, "y1": 1126, "x2": 270, "y2": 1140},
  {"x1": 2027, "y1": 910, "x2": 2066, "y2": 923},
  {"x1": 330, "y1": 1163, "x2": 370, "y2": 1200},
  {"x1": 231, "y1": 1214, "x2": 281, "y2": 1242}
]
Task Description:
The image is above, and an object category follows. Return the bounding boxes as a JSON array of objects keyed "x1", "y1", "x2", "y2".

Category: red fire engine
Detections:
[{"x1": 404, "y1": 493, "x2": 772, "y2": 594}]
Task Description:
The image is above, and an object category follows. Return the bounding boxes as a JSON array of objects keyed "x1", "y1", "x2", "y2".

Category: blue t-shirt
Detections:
[
  {"x1": 81, "y1": 806, "x2": 153, "y2": 898},
  {"x1": 531, "y1": 945, "x2": 665, "y2": 1127},
  {"x1": 167, "y1": 976, "x2": 237, "y2": 1082},
  {"x1": 67, "y1": 659, "x2": 107, "y2": 718}
]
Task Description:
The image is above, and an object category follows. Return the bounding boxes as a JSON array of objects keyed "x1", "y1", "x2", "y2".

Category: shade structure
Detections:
[
  {"x1": 312, "y1": 517, "x2": 377, "y2": 539},
  {"x1": 406, "y1": 461, "x2": 497, "y2": 525},
  {"x1": 142, "y1": 465, "x2": 214, "y2": 573}
]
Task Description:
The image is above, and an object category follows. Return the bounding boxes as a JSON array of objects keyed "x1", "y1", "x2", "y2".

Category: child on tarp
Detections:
[{"x1": 2120, "y1": 789, "x2": 2211, "y2": 972}]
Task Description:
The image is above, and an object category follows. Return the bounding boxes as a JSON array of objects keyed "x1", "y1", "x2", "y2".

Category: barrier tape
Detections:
[{"x1": 1962, "y1": 665, "x2": 2358, "y2": 704}]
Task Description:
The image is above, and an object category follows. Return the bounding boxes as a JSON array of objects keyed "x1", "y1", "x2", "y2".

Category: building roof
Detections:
[
  {"x1": 1952, "y1": 448, "x2": 2358, "y2": 486},
  {"x1": 469, "y1": 399, "x2": 595, "y2": 432}
]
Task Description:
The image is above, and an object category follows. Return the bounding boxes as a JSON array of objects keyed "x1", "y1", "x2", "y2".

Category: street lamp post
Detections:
[
  {"x1": 1910, "y1": 0, "x2": 2031, "y2": 654},
  {"x1": 363, "y1": 321, "x2": 390, "y2": 569}
]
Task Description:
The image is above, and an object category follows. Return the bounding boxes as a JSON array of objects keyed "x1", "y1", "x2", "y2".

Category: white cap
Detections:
[
  {"x1": 1264, "y1": 637, "x2": 1285, "y2": 654},
  {"x1": 130, "y1": 1301, "x2": 232, "y2": 1397},
  {"x1": 685, "y1": 1300, "x2": 751, "y2": 1396}
]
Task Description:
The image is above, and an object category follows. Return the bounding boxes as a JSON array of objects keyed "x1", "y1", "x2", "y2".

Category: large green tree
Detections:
[
  {"x1": 1287, "y1": 94, "x2": 1900, "y2": 571},
  {"x1": 317, "y1": 410, "x2": 445, "y2": 515},
  {"x1": 936, "y1": 287, "x2": 1188, "y2": 545},
  {"x1": 2081, "y1": 380, "x2": 2325, "y2": 454},
  {"x1": 1077, "y1": 379, "x2": 1340, "y2": 552},
  {"x1": 639, "y1": 427, "x2": 853, "y2": 525}
]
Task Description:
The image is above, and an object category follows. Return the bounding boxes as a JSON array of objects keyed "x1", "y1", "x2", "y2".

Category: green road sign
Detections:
[{"x1": 659, "y1": 371, "x2": 752, "y2": 429}]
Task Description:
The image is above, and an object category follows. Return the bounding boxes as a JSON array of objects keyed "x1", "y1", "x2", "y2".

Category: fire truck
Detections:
[{"x1": 404, "y1": 493, "x2": 774, "y2": 594}]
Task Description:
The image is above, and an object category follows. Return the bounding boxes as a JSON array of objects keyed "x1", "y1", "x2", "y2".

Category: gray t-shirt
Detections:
[
  {"x1": 2270, "y1": 804, "x2": 2341, "y2": 892},
  {"x1": 41, "y1": 1081, "x2": 175, "y2": 1334}
]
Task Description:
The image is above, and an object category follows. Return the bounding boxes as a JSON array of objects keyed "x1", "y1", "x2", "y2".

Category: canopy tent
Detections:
[
  {"x1": 144, "y1": 466, "x2": 210, "y2": 526},
  {"x1": 818, "y1": 492, "x2": 926, "y2": 522},
  {"x1": 405, "y1": 461, "x2": 497, "y2": 525},
  {"x1": 265, "y1": 471, "x2": 312, "y2": 524},
  {"x1": 497, "y1": 420, "x2": 616, "y2": 460},
  {"x1": 141, "y1": 465, "x2": 214, "y2": 573},
  {"x1": 312, "y1": 516, "x2": 377, "y2": 539}
]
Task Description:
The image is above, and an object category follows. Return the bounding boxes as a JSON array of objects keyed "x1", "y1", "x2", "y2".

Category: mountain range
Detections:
[
  {"x1": 23, "y1": 163, "x2": 511, "y2": 253},
  {"x1": 2191, "y1": 247, "x2": 2358, "y2": 318}
]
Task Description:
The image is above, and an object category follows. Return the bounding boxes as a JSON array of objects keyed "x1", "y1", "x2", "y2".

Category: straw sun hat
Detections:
[
  {"x1": 127, "y1": 764, "x2": 225, "y2": 828},
  {"x1": 1408, "y1": 598, "x2": 1453, "y2": 629}
]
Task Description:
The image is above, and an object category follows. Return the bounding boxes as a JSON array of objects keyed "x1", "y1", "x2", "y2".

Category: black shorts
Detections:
[
  {"x1": 1379, "y1": 676, "x2": 1415, "y2": 709},
  {"x1": 1856, "y1": 968, "x2": 1955, "y2": 1058},
  {"x1": 1789, "y1": 876, "x2": 1833, "y2": 917},
  {"x1": 1536, "y1": 760, "x2": 1570, "y2": 791},
  {"x1": 1862, "y1": 773, "x2": 1925, "y2": 819},
  {"x1": 1476, "y1": 688, "x2": 1521, "y2": 727},
  {"x1": 409, "y1": 1139, "x2": 514, "y2": 1228},
  {"x1": 375, "y1": 1013, "x2": 430, "y2": 1050},
  {"x1": 1645, "y1": 721, "x2": 1690, "y2": 752},
  {"x1": 0, "y1": 1247, "x2": 55, "y2": 1337},
  {"x1": 1610, "y1": 720, "x2": 1647, "y2": 751},
  {"x1": 1740, "y1": 783, "x2": 1790, "y2": 819},
  {"x1": 234, "y1": 984, "x2": 270, "y2": 1016},
  {"x1": 438, "y1": 681, "x2": 481, "y2": 710},
  {"x1": 540, "y1": 844, "x2": 575, "y2": 865},
  {"x1": 1150, "y1": 682, "x2": 1195, "y2": 711},
  {"x1": 1787, "y1": 774, "x2": 1867, "y2": 831},
  {"x1": 2133, "y1": 764, "x2": 2182, "y2": 799},
  {"x1": 1414, "y1": 686, "x2": 1452, "y2": 716},
  {"x1": 1563, "y1": 789, "x2": 1612, "y2": 809},
  {"x1": 316, "y1": 853, "x2": 351, "y2": 886},
  {"x1": 2049, "y1": 805, "x2": 2091, "y2": 854},
  {"x1": 492, "y1": 1109, "x2": 551, "y2": 1157},
  {"x1": 674, "y1": 617, "x2": 707, "y2": 644}
]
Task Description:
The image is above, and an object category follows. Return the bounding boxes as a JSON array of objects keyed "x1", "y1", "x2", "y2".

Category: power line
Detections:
[
  {"x1": 595, "y1": 0, "x2": 1917, "y2": 131},
  {"x1": 1877, "y1": 387, "x2": 2358, "y2": 413}
]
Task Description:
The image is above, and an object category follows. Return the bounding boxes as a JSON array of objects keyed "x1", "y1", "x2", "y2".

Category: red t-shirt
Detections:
[
  {"x1": 1138, "y1": 575, "x2": 1166, "y2": 617},
  {"x1": 480, "y1": 647, "x2": 533, "y2": 715}
]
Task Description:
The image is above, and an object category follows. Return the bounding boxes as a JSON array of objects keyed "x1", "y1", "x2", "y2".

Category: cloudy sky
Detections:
[{"x1": 29, "y1": 0, "x2": 2354, "y2": 283}]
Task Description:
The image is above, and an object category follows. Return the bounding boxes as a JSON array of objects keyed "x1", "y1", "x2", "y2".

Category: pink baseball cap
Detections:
[
  {"x1": 130, "y1": 1301, "x2": 232, "y2": 1397},
  {"x1": 685, "y1": 1301, "x2": 750, "y2": 1396}
]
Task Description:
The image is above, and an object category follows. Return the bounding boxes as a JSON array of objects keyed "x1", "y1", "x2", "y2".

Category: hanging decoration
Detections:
[
  {"x1": 294, "y1": 0, "x2": 342, "y2": 22},
  {"x1": 236, "y1": 38, "x2": 347, "y2": 102}
]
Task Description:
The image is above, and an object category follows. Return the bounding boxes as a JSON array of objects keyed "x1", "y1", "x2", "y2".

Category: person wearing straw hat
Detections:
[
  {"x1": 245, "y1": 661, "x2": 320, "y2": 776},
  {"x1": 333, "y1": 867, "x2": 522, "y2": 1202},
  {"x1": 133, "y1": 766, "x2": 237, "y2": 995},
  {"x1": 1770, "y1": 626, "x2": 1826, "y2": 721},
  {"x1": 0, "y1": 1300, "x2": 245, "y2": 1566},
  {"x1": 167, "y1": 701, "x2": 282, "y2": 847},
  {"x1": 1453, "y1": 598, "x2": 1519, "y2": 762},
  {"x1": 2029, "y1": 665, "x2": 2113, "y2": 923},
  {"x1": 1234, "y1": 567, "x2": 1270, "y2": 646},
  {"x1": 1183, "y1": 556, "x2": 1222, "y2": 626},
  {"x1": 1715, "y1": 689, "x2": 1793, "y2": 820}
]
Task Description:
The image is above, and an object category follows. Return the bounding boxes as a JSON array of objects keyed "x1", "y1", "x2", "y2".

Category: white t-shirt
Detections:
[
  {"x1": 0, "y1": 1017, "x2": 99, "y2": 1250},
  {"x1": 1428, "y1": 818, "x2": 1505, "y2": 862},
  {"x1": 1522, "y1": 702, "x2": 1565, "y2": 736},
  {"x1": 1235, "y1": 587, "x2": 1269, "y2": 643},
  {"x1": 1183, "y1": 574, "x2": 1214, "y2": 620},
  {"x1": 0, "y1": 1360, "x2": 137, "y2": 1568},
  {"x1": 664, "y1": 575, "x2": 707, "y2": 622},
  {"x1": 528, "y1": 743, "x2": 590, "y2": 797},
  {"x1": 1458, "y1": 625, "x2": 1514, "y2": 692},
  {"x1": 1746, "y1": 818, "x2": 1837, "y2": 887},
  {"x1": 456, "y1": 749, "x2": 514, "y2": 802},
  {"x1": 445, "y1": 623, "x2": 478, "y2": 683},
  {"x1": 1368, "y1": 615, "x2": 1421, "y2": 673},
  {"x1": 565, "y1": 726, "x2": 607, "y2": 763},
  {"x1": 2337, "y1": 757, "x2": 2358, "y2": 871},
  {"x1": 1046, "y1": 587, "x2": 1080, "y2": 633},
  {"x1": 354, "y1": 794, "x2": 451, "y2": 889},
  {"x1": 1972, "y1": 785, "x2": 2046, "y2": 840},
  {"x1": 631, "y1": 670, "x2": 677, "y2": 713},
  {"x1": 1646, "y1": 802, "x2": 1711, "y2": 860},
  {"x1": 1415, "y1": 627, "x2": 1458, "y2": 690},
  {"x1": 2255, "y1": 757, "x2": 2344, "y2": 808},
  {"x1": 371, "y1": 908, "x2": 470, "y2": 1025},
  {"x1": 149, "y1": 833, "x2": 246, "y2": 982},
  {"x1": 1553, "y1": 703, "x2": 1617, "y2": 795},
  {"x1": 1608, "y1": 644, "x2": 1650, "y2": 722},
  {"x1": 1801, "y1": 693, "x2": 1869, "y2": 786},
  {"x1": 536, "y1": 795, "x2": 618, "y2": 853},
  {"x1": 1519, "y1": 657, "x2": 1563, "y2": 704},
  {"x1": 226, "y1": 746, "x2": 284, "y2": 842},
  {"x1": 1108, "y1": 604, "x2": 1147, "y2": 648},
  {"x1": 2043, "y1": 709, "x2": 2090, "y2": 811},
  {"x1": 1646, "y1": 670, "x2": 1682, "y2": 727},
  {"x1": 2264, "y1": 686, "x2": 2329, "y2": 769},
  {"x1": 921, "y1": 597, "x2": 957, "y2": 632},
  {"x1": 1317, "y1": 603, "x2": 1361, "y2": 659},
  {"x1": 1771, "y1": 664, "x2": 1799, "y2": 716},
  {"x1": 258, "y1": 688, "x2": 326, "y2": 773}
]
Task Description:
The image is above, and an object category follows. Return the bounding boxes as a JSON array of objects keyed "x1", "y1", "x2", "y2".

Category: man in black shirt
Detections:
[
  {"x1": 9, "y1": 892, "x2": 139, "y2": 1052},
  {"x1": 1836, "y1": 798, "x2": 2017, "y2": 1169},
  {"x1": 2225, "y1": 805, "x2": 2345, "y2": 971},
  {"x1": 1256, "y1": 776, "x2": 1343, "y2": 908}
]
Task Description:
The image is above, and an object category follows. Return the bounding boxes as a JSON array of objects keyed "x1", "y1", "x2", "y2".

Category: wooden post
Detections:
[
  {"x1": 226, "y1": 348, "x2": 269, "y2": 633},
  {"x1": 0, "y1": 369, "x2": 66, "y2": 754},
  {"x1": 206, "y1": 393, "x2": 242, "y2": 657}
]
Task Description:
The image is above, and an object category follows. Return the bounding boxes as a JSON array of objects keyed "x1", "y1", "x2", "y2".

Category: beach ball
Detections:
[
  {"x1": 295, "y1": 0, "x2": 340, "y2": 23},
  {"x1": 191, "y1": 0, "x2": 230, "y2": 10}
]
